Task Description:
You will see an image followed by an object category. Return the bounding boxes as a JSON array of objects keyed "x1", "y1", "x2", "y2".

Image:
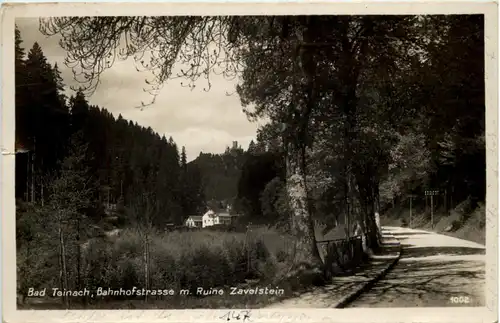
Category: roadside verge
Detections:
[
  {"x1": 334, "y1": 230, "x2": 402, "y2": 308},
  {"x1": 264, "y1": 228, "x2": 402, "y2": 309}
]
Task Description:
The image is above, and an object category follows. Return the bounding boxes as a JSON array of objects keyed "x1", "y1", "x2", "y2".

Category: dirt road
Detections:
[{"x1": 347, "y1": 226, "x2": 485, "y2": 307}]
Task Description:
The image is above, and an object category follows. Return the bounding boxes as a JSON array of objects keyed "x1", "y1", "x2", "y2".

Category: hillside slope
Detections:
[{"x1": 381, "y1": 198, "x2": 486, "y2": 245}]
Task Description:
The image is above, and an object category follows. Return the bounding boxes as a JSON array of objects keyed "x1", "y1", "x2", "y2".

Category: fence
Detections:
[
  {"x1": 243, "y1": 223, "x2": 375, "y2": 278},
  {"x1": 317, "y1": 236, "x2": 366, "y2": 276}
]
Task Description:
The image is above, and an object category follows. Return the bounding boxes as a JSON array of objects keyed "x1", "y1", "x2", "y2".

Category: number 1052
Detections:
[{"x1": 450, "y1": 296, "x2": 471, "y2": 304}]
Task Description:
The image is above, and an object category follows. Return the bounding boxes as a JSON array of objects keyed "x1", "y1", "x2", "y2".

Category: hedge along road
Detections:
[{"x1": 347, "y1": 226, "x2": 486, "y2": 307}]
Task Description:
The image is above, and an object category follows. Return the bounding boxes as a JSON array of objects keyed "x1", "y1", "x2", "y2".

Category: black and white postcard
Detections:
[{"x1": 1, "y1": 2, "x2": 498, "y2": 323}]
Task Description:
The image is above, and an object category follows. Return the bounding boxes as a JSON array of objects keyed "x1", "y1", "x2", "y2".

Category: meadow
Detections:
[{"x1": 18, "y1": 225, "x2": 299, "y2": 309}]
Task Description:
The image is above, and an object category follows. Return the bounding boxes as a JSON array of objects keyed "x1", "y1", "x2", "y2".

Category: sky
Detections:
[{"x1": 16, "y1": 18, "x2": 262, "y2": 162}]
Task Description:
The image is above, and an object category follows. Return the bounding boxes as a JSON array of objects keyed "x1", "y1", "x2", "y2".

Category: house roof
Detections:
[
  {"x1": 186, "y1": 216, "x2": 203, "y2": 221},
  {"x1": 203, "y1": 210, "x2": 217, "y2": 217},
  {"x1": 219, "y1": 212, "x2": 241, "y2": 217}
]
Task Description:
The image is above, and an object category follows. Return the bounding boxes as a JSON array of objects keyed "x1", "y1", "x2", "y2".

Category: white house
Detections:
[
  {"x1": 202, "y1": 210, "x2": 217, "y2": 227},
  {"x1": 185, "y1": 215, "x2": 203, "y2": 228},
  {"x1": 201, "y1": 210, "x2": 238, "y2": 228}
]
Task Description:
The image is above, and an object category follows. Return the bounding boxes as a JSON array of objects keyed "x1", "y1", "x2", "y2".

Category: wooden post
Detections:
[{"x1": 430, "y1": 195, "x2": 434, "y2": 229}]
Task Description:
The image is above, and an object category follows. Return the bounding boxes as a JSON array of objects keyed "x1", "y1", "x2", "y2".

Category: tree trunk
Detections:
[
  {"x1": 59, "y1": 222, "x2": 69, "y2": 308},
  {"x1": 285, "y1": 146, "x2": 324, "y2": 284},
  {"x1": 344, "y1": 165, "x2": 352, "y2": 238},
  {"x1": 143, "y1": 235, "x2": 149, "y2": 302},
  {"x1": 76, "y1": 217, "x2": 83, "y2": 306},
  {"x1": 374, "y1": 182, "x2": 381, "y2": 214},
  {"x1": 366, "y1": 202, "x2": 380, "y2": 251},
  {"x1": 280, "y1": 18, "x2": 324, "y2": 285}
]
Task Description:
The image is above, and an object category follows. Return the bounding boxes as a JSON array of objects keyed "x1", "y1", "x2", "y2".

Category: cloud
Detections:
[{"x1": 16, "y1": 17, "x2": 261, "y2": 161}]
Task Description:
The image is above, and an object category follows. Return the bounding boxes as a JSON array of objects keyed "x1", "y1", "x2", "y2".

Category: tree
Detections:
[
  {"x1": 260, "y1": 176, "x2": 289, "y2": 228},
  {"x1": 126, "y1": 192, "x2": 155, "y2": 302},
  {"x1": 15, "y1": 25, "x2": 30, "y2": 200},
  {"x1": 47, "y1": 131, "x2": 94, "y2": 308},
  {"x1": 15, "y1": 38, "x2": 70, "y2": 201},
  {"x1": 237, "y1": 151, "x2": 283, "y2": 221},
  {"x1": 180, "y1": 146, "x2": 187, "y2": 171},
  {"x1": 247, "y1": 140, "x2": 257, "y2": 155},
  {"x1": 184, "y1": 163, "x2": 206, "y2": 214},
  {"x1": 192, "y1": 149, "x2": 246, "y2": 204},
  {"x1": 374, "y1": 15, "x2": 485, "y2": 215},
  {"x1": 25, "y1": 43, "x2": 69, "y2": 173}
]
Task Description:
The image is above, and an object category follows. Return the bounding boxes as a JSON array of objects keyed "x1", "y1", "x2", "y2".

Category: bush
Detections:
[
  {"x1": 17, "y1": 221, "x2": 291, "y2": 305},
  {"x1": 16, "y1": 205, "x2": 60, "y2": 300},
  {"x1": 81, "y1": 228, "x2": 282, "y2": 300},
  {"x1": 203, "y1": 224, "x2": 235, "y2": 232}
]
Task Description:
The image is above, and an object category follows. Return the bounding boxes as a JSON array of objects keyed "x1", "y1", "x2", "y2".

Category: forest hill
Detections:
[{"x1": 14, "y1": 34, "x2": 205, "y2": 228}]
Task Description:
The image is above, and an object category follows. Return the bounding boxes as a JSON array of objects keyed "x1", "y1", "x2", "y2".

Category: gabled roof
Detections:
[
  {"x1": 186, "y1": 215, "x2": 203, "y2": 221},
  {"x1": 219, "y1": 212, "x2": 241, "y2": 217}
]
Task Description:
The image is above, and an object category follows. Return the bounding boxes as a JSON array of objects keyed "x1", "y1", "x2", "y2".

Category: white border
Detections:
[{"x1": 1, "y1": 2, "x2": 498, "y2": 323}]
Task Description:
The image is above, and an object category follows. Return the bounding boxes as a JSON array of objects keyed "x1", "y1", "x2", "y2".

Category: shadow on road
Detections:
[
  {"x1": 348, "y1": 231, "x2": 486, "y2": 308},
  {"x1": 349, "y1": 258, "x2": 485, "y2": 307},
  {"x1": 390, "y1": 232, "x2": 430, "y2": 237},
  {"x1": 400, "y1": 245, "x2": 486, "y2": 258}
]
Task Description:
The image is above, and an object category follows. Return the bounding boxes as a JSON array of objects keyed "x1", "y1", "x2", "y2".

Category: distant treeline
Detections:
[{"x1": 15, "y1": 27, "x2": 205, "y2": 228}]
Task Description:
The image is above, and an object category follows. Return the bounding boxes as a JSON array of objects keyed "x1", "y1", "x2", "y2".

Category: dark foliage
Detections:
[{"x1": 15, "y1": 27, "x2": 205, "y2": 229}]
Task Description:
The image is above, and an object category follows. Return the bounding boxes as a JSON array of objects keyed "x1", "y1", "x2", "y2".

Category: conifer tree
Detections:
[{"x1": 48, "y1": 131, "x2": 94, "y2": 308}]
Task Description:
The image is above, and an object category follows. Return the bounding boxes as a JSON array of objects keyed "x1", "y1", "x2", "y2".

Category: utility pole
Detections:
[
  {"x1": 430, "y1": 195, "x2": 434, "y2": 229},
  {"x1": 408, "y1": 194, "x2": 417, "y2": 228},
  {"x1": 425, "y1": 190, "x2": 439, "y2": 229}
]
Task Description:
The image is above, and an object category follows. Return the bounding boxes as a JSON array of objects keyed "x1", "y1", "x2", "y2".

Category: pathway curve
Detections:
[
  {"x1": 347, "y1": 226, "x2": 486, "y2": 307},
  {"x1": 265, "y1": 231, "x2": 400, "y2": 308}
]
